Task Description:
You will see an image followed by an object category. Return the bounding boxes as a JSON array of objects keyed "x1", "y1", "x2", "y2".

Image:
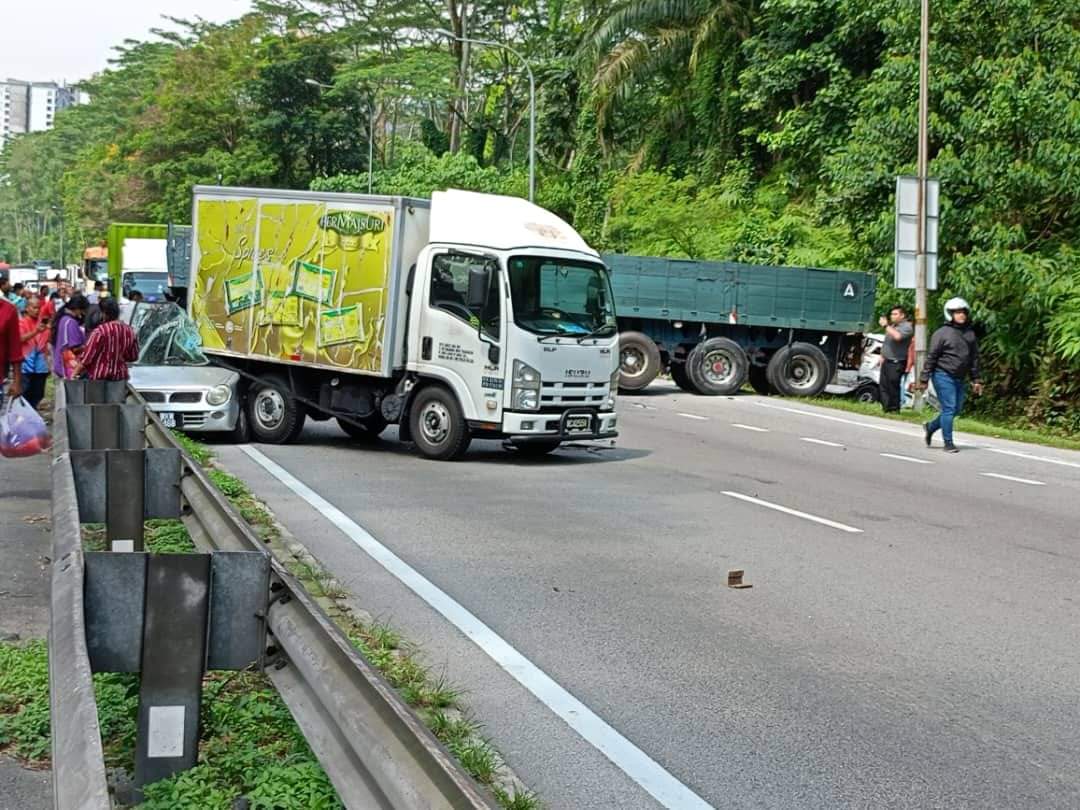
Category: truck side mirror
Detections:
[{"x1": 467, "y1": 267, "x2": 489, "y2": 310}]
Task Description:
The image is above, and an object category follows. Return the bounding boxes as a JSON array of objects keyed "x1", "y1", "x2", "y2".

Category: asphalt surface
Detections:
[
  {"x1": 0, "y1": 452, "x2": 54, "y2": 810},
  {"x1": 216, "y1": 384, "x2": 1080, "y2": 809}
]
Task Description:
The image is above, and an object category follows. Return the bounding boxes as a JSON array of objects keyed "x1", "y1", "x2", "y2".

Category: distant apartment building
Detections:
[{"x1": 0, "y1": 80, "x2": 80, "y2": 150}]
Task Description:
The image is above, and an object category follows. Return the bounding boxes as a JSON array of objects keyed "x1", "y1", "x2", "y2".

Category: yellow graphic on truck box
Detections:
[{"x1": 191, "y1": 197, "x2": 393, "y2": 373}]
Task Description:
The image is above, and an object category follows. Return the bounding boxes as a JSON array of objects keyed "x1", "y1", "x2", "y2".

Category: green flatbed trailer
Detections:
[{"x1": 604, "y1": 254, "x2": 876, "y2": 396}]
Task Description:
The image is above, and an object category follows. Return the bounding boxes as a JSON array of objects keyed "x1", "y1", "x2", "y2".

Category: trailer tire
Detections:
[
  {"x1": 747, "y1": 364, "x2": 773, "y2": 396},
  {"x1": 686, "y1": 338, "x2": 748, "y2": 396},
  {"x1": 337, "y1": 413, "x2": 388, "y2": 440},
  {"x1": 618, "y1": 331, "x2": 661, "y2": 392},
  {"x1": 409, "y1": 386, "x2": 472, "y2": 461},
  {"x1": 669, "y1": 362, "x2": 697, "y2": 393},
  {"x1": 767, "y1": 342, "x2": 831, "y2": 397},
  {"x1": 248, "y1": 374, "x2": 306, "y2": 443}
]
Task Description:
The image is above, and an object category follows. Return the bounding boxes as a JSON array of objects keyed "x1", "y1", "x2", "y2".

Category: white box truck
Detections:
[{"x1": 188, "y1": 186, "x2": 620, "y2": 460}]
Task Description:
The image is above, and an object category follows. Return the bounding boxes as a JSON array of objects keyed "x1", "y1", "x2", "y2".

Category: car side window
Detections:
[{"x1": 429, "y1": 253, "x2": 500, "y2": 340}]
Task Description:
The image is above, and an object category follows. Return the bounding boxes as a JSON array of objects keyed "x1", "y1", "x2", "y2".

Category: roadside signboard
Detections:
[{"x1": 894, "y1": 175, "x2": 939, "y2": 290}]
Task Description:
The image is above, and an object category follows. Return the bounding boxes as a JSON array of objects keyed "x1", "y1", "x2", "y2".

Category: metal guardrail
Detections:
[
  {"x1": 49, "y1": 381, "x2": 496, "y2": 809},
  {"x1": 49, "y1": 380, "x2": 112, "y2": 810}
]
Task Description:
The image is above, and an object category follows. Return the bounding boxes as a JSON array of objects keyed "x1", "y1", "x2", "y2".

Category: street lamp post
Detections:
[
  {"x1": 305, "y1": 78, "x2": 375, "y2": 194},
  {"x1": 913, "y1": 0, "x2": 930, "y2": 410},
  {"x1": 435, "y1": 29, "x2": 536, "y2": 203}
]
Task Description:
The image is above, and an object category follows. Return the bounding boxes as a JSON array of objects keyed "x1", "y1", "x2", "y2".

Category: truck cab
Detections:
[{"x1": 404, "y1": 192, "x2": 619, "y2": 457}]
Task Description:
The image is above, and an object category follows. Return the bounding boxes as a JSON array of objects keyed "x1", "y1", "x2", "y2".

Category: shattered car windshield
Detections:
[{"x1": 129, "y1": 302, "x2": 209, "y2": 366}]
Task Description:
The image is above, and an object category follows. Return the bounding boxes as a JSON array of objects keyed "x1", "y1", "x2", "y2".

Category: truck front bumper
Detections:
[{"x1": 502, "y1": 410, "x2": 618, "y2": 441}]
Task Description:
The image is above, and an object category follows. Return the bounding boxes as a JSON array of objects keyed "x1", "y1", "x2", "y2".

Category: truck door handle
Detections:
[{"x1": 422, "y1": 337, "x2": 432, "y2": 360}]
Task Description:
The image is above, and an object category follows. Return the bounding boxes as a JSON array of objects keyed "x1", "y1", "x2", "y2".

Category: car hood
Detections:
[{"x1": 130, "y1": 364, "x2": 238, "y2": 389}]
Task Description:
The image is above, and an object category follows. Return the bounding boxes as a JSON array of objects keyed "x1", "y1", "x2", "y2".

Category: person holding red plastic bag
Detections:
[{"x1": 0, "y1": 294, "x2": 23, "y2": 409}]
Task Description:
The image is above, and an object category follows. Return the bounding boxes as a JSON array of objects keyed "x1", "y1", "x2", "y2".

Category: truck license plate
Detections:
[
  {"x1": 565, "y1": 415, "x2": 591, "y2": 433},
  {"x1": 159, "y1": 412, "x2": 179, "y2": 429}
]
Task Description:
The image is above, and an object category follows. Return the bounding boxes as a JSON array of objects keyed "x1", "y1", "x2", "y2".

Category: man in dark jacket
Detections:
[{"x1": 919, "y1": 297, "x2": 983, "y2": 453}]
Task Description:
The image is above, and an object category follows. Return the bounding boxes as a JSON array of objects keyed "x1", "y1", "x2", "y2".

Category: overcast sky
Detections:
[{"x1": 1, "y1": 0, "x2": 253, "y2": 85}]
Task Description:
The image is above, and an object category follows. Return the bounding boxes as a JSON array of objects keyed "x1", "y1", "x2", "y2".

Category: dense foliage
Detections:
[{"x1": 1, "y1": 0, "x2": 1078, "y2": 426}]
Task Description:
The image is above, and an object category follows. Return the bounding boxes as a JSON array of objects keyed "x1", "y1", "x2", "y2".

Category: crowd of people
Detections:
[{"x1": 0, "y1": 273, "x2": 139, "y2": 413}]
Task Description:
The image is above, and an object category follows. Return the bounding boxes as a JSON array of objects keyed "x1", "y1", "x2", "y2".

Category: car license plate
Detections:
[
  {"x1": 158, "y1": 412, "x2": 178, "y2": 429},
  {"x1": 565, "y1": 415, "x2": 591, "y2": 433}
]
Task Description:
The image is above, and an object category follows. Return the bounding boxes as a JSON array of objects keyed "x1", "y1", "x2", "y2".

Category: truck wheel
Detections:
[
  {"x1": 686, "y1": 338, "x2": 748, "y2": 396},
  {"x1": 337, "y1": 413, "x2": 388, "y2": 440},
  {"x1": 618, "y1": 331, "x2": 661, "y2": 392},
  {"x1": 669, "y1": 362, "x2": 697, "y2": 393},
  {"x1": 767, "y1": 343, "x2": 831, "y2": 397},
  {"x1": 747, "y1": 364, "x2": 773, "y2": 396},
  {"x1": 410, "y1": 386, "x2": 472, "y2": 461},
  {"x1": 511, "y1": 439, "x2": 562, "y2": 456},
  {"x1": 248, "y1": 375, "x2": 306, "y2": 443}
]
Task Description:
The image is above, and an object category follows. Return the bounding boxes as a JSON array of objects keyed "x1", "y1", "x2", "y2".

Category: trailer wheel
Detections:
[
  {"x1": 337, "y1": 413, "x2": 388, "y2": 440},
  {"x1": 410, "y1": 386, "x2": 472, "y2": 461},
  {"x1": 686, "y1": 338, "x2": 748, "y2": 396},
  {"x1": 618, "y1": 331, "x2": 661, "y2": 392},
  {"x1": 747, "y1": 364, "x2": 773, "y2": 396},
  {"x1": 767, "y1": 343, "x2": 831, "y2": 397},
  {"x1": 669, "y1": 362, "x2": 697, "y2": 393},
  {"x1": 248, "y1": 375, "x2": 306, "y2": 443}
]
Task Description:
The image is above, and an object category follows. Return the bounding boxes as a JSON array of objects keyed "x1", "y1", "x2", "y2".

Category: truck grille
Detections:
[{"x1": 541, "y1": 381, "x2": 607, "y2": 406}]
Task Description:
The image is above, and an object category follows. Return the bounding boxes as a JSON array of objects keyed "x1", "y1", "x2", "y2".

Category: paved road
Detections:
[{"x1": 216, "y1": 385, "x2": 1080, "y2": 809}]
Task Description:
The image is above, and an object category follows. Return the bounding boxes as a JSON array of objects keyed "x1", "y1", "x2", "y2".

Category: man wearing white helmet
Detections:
[{"x1": 918, "y1": 297, "x2": 983, "y2": 453}]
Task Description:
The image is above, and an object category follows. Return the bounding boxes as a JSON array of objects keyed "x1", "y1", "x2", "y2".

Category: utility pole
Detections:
[{"x1": 913, "y1": 0, "x2": 930, "y2": 410}]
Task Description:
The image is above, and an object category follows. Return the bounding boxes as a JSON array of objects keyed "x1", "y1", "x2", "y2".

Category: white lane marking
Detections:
[
  {"x1": 984, "y1": 447, "x2": 1080, "y2": 470},
  {"x1": 754, "y1": 400, "x2": 920, "y2": 437},
  {"x1": 676, "y1": 412, "x2": 709, "y2": 421},
  {"x1": 879, "y1": 452, "x2": 933, "y2": 465},
  {"x1": 980, "y1": 472, "x2": 1046, "y2": 486},
  {"x1": 800, "y1": 437, "x2": 844, "y2": 448},
  {"x1": 721, "y1": 490, "x2": 863, "y2": 534},
  {"x1": 731, "y1": 423, "x2": 769, "y2": 433},
  {"x1": 239, "y1": 446, "x2": 714, "y2": 810}
]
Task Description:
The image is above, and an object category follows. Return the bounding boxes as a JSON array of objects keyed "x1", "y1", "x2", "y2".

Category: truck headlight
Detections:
[
  {"x1": 511, "y1": 360, "x2": 541, "y2": 411},
  {"x1": 206, "y1": 384, "x2": 232, "y2": 406},
  {"x1": 607, "y1": 369, "x2": 620, "y2": 409}
]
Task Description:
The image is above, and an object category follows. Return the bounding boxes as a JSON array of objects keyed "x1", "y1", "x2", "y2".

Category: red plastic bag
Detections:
[{"x1": 0, "y1": 397, "x2": 52, "y2": 458}]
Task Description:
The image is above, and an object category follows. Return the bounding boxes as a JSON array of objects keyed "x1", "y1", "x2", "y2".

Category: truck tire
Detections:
[
  {"x1": 337, "y1": 413, "x2": 388, "y2": 440},
  {"x1": 669, "y1": 362, "x2": 697, "y2": 393},
  {"x1": 618, "y1": 331, "x2": 661, "y2": 392},
  {"x1": 767, "y1": 342, "x2": 831, "y2": 397},
  {"x1": 409, "y1": 386, "x2": 472, "y2": 461},
  {"x1": 248, "y1": 375, "x2": 306, "y2": 443},
  {"x1": 747, "y1": 364, "x2": 773, "y2": 396},
  {"x1": 686, "y1": 338, "x2": 749, "y2": 396}
]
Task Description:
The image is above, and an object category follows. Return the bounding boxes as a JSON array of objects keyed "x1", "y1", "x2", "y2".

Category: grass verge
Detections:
[{"x1": 802, "y1": 396, "x2": 1080, "y2": 451}]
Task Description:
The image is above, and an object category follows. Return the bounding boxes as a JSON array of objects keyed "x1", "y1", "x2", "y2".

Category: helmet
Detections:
[{"x1": 943, "y1": 297, "x2": 970, "y2": 321}]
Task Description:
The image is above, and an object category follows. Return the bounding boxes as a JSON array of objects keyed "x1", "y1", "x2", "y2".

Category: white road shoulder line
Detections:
[
  {"x1": 879, "y1": 452, "x2": 933, "y2": 465},
  {"x1": 676, "y1": 412, "x2": 709, "y2": 421},
  {"x1": 721, "y1": 491, "x2": 863, "y2": 534},
  {"x1": 731, "y1": 423, "x2": 769, "y2": 432},
  {"x1": 239, "y1": 445, "x2": 714, "y2": 810},
  {"x1": 800, "y1": 437, "x2": 844, "y2": 448},
  {"x1": 984, "y1": 447, "x2": 1080, "y2": 469},
  {"x1": 754, "y1": 400, "x2": 921, "y2": 437},
  {"x1": 980, "y1": 472, "x2": 1046, "y2": 486}
]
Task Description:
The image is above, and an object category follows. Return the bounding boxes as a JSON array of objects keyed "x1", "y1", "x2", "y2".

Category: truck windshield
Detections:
[
  {"x1": 129, "y1": 302, "x2": 208, "y2": 366},
  {"x1": 87, "y1": 260, "x2": 109, "y2": 282},
  {"x1": 123, "y1": 272, "x2": 169, "y2": 301},
  {"x1": 507, "y1": 256, "x2": 616, "y2": 337}
]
